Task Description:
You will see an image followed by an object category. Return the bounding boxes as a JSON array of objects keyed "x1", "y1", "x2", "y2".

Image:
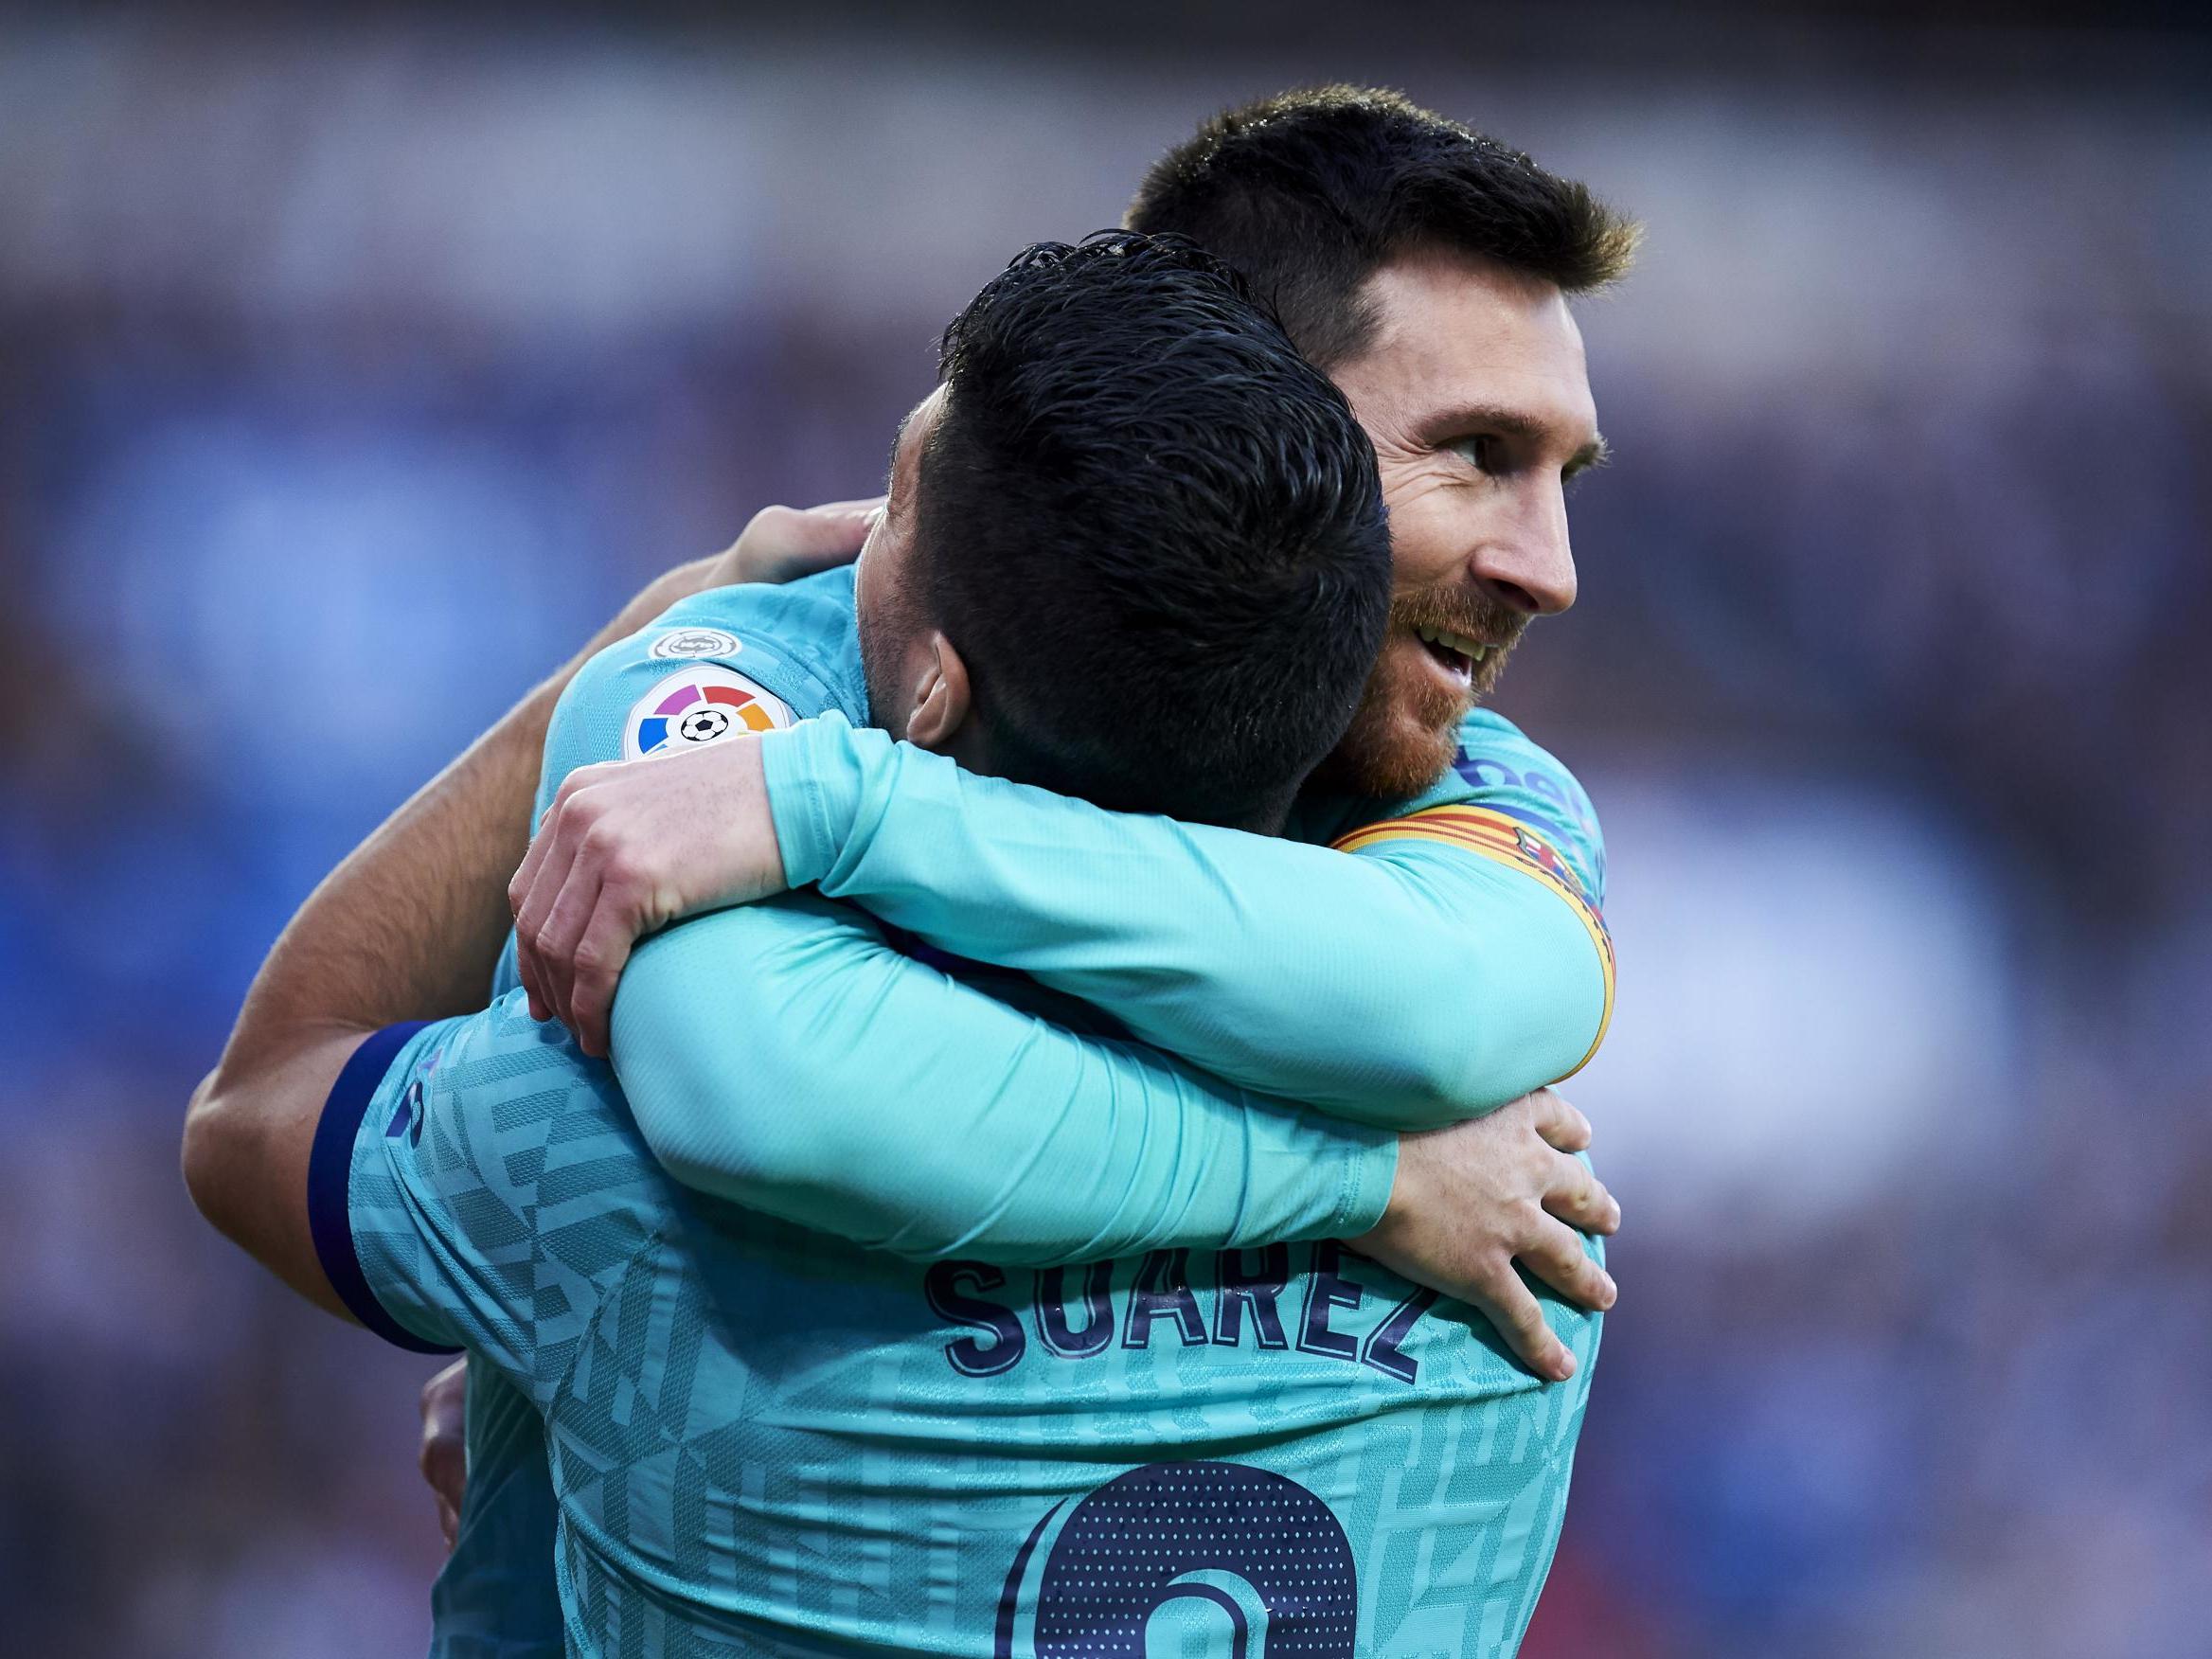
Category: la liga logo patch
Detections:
[{"x1": 623, "y1": 665, "x2": 792, "y2": 760}]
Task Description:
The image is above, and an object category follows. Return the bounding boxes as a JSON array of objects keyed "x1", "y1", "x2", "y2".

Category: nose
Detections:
[{"x1": 1470, "y1": 483, "x2": 1578, "y2": 616}]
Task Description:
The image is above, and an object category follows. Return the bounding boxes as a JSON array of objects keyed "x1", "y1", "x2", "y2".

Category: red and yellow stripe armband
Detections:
[{"x1": 1332, "y1": 805, "x2": 1615, "y2": 1078}]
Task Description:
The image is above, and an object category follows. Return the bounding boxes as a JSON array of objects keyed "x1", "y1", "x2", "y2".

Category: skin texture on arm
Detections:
[{"x1": 180, "y1": 545, "x2": 797, "y2": 1305}]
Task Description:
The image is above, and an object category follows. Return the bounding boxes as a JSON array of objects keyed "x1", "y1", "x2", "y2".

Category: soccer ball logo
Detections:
[
  {"x1": 676, "y1": 707, "x2": 733, "y2": 744},
  {"x1": 624, "y1": 664, "x2": 794, "y2": 760}
]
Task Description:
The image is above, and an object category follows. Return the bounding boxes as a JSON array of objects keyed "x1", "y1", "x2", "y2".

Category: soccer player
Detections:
[
  {"x1": 450, "y1": 85, "x2": 1635, "y2": 1656},
  {"x1": 188, "y1": 233, "x2": 1618, "y2": 1653},
  {"x1": 492, "y1": 95, "x2": 1634, "y2": 1650}
]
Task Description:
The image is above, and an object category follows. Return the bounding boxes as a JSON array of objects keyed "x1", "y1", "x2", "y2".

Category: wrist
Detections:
[
  {"x1": 1338, "y1": 1129, "x2": 1401, "y2": 1242},
  {"x1": 758, "y1": 714, "x2": 872, "y2": 890}
]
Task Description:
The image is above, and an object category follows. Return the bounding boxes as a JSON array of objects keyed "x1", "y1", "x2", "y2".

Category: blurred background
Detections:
[{"x1": 3, "y1": 4, "x2": 2207, "y2": 1654}]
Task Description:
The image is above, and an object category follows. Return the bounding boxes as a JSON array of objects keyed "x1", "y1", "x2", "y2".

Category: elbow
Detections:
[
  {"x1": 633, "y1": 1102, "x2": 756, "y2": 1200},
  {"x1": 1385, "y1": 1055, "x2": 1488, "y2": 1132},
  {"x1": 644, "y1": 1105, "x2": 846, "y2": 1219},
  {"x1": 627, "y1": 1044, "x2": 844, "y2": 1208},
  {"x1": 1376, "y1": 1005, "x2": 1533, "y2": 1130},
  {"x1": 181, "y1": 1070, "x2": 242, "y2": 1239},
  {"x1": 180, "y1": 1058, "x2": 294, "y2": 1247}
]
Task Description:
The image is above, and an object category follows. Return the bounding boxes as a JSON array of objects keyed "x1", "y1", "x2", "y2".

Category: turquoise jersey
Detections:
[
  {"x1": 319, "y1": 997, "x2": 1601, "y2": 1656},
  {"x1": 431, "y1": 573, "x2": 885, "y2": 1658},
  {"x1": 405, "y1": 565, "x2": 1613, "y2": 1655}
]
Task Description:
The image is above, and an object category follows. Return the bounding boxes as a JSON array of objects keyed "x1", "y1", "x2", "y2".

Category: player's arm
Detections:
[
  {"x1": 521, "y1": 712, "x2": 1612, "y2": 1128},
  {"x1": 177, "y1": 526, "x2": 839, "y2": 1307},
  {"x1": 611, "y1": 892, "x2": 1615, "y2": 1377}
]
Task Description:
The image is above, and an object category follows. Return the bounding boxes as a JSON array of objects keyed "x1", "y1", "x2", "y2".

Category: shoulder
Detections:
[
  {"x1": 1440, "y1": 708, "x2": 1606, "y2": 904},
  {"x1": 544, "y1": 568, "x2": 866, "y2": 798},
  {"x1": 585, "y1": 567, "x2": 864, "y2": 734},
  {"x1": 1348, "y1": 708, "x2": 1605, "y2": 907},
  {"x1": 355, "y1": 998, "x2": 694, "y2": 1389},
  {"x1": 1451, "y1": 711, "x2": 1602, "y2": 844},
  {"x1": 658, "y1": 564, "x2": 862, "y2": 680}
]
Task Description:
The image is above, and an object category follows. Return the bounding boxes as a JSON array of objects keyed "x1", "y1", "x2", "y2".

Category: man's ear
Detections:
[{"x1": 902, "y1": 632, "x2": 972, "y2": 753}]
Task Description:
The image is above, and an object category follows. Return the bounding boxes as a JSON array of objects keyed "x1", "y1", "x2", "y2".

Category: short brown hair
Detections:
[{"x1": 1127, "y1": 85, "x2": 1640, "y2": 366}]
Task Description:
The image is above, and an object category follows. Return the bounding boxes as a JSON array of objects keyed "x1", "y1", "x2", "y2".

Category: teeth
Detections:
[{"x1": 1415, "y1": 624, "x2": 1490, "y2": 664}]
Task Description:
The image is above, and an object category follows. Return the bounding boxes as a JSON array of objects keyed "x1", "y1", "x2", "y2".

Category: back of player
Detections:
[
  {"x1": 340, "y1": 233, "x2": 1601, "y2": 1655},
  {"x1": 352, "y1": 990, "x2": 1598, "y2": 1657}
]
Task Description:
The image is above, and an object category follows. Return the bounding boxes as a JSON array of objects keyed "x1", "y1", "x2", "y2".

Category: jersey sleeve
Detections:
[
  {"x1": 608, "y1": 893, "x2": 1399, "y2": 1263},
  {"x1": 757, "y1": 712, "x2": 1611, "y2": 1129},
  {"x1": 309, "y1": 1001, "x2": 681, "y2": 1409}
]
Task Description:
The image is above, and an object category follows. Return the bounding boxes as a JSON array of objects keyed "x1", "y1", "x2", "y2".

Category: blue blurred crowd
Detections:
[{"x1": 1, "y1": 11, "x2": 2206, "y2": 1655}]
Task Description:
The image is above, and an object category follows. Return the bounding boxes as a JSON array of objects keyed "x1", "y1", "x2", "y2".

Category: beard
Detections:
[
  {"x1": 1311, "y1": 589, "x2": 1526, "y2": 801},
  {"x1": 856, "y1": 568, "x2": 922, "y2": 736}
]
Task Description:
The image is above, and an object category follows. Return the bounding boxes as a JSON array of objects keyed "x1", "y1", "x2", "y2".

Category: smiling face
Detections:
[{"x1": 1316, "y1": 244, "x2": 1606, "y2": 798}]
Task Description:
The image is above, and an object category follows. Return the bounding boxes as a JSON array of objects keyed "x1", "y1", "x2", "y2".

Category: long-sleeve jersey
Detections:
[
  {"x1": 320, "y1": 997, "x2": 1604, "y2": 1657},
  {"x1": 551, "y1": 571, "x2": 1611, "y2": 1250},
  {"x1": 404, "y1": 565, "x2": 1614, "y2": 1655}
]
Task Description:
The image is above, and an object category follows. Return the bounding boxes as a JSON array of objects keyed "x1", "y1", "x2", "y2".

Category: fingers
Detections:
[
  {"x1": 1527, "y1": 1088, "x2": 1593, "y2": 1154},
  {"x1": 419, "y1": 1436, "x2": 466, "y2": 1531},
  {"x1": 1542, "y1": 1151, "x2": 1621, "y2": 1237},
  {"x1": 730, "y1": 498, "x2": 885, "y2": 584},
  {"x1": 507, "y1": 780, "x2": 565, "y2": 923},
  {"x1": 777, "y1": 500, "x2": 880, "y2": 578},
  {"x1": 1465, "y1": 1266, "x2": 1577, "y2": 1382},
  {"x1": 565, "y1": 880, "x2": 643, "y2": 1060},
  {"x1": 533, "y1": 863, "x2": 606, "y2": 1039},
  {"x1": 512, "y1": 779, "x2": 598, "y2": 1024},
  {"x1": 512, "y1": 830, "x2": 581, "y2": 1026},
  {"x1": 1518, "y1": 1212, "x2": 1618, "y2": 1314},
  {"x1": 418, "y1": 1360, "x2": 469, "y2": 1549}
]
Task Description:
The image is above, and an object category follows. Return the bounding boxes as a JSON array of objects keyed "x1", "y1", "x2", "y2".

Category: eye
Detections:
[{"x1": 1448, "y1": 434, "x2": 1501, "y2": 473}]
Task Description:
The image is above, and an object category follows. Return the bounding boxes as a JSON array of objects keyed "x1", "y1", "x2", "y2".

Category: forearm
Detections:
[
  {"x1": 610, "y1": 897, "x2": 1397, "y2": 1263},
  {"x1": 213, "y1": 561, "x2": 718, "y2": 1081},
  {"x1": 764, "y1": 718, "x2": 1608, "y2": 1125},
  {"x1": 189, "y1": 559, "x2": 719, "y2": 1253},
  {"x1": 187, "y1": 563, "x2": 723, "y2": 1310}
]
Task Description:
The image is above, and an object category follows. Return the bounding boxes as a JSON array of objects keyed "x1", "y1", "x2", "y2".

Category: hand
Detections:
[
  {"x1": 1350, "y1": 1088, "x2": 1620, "y2": 1383},
  {"x1": 510, "y1": 735, "x2": 788, "y2": 1057},
  {"x1": 419, "y1": 1359, "x2": 469, "y2": 1552},
  {"x1": 706, "y1": 498, "x2": 883, "y2": 588}
]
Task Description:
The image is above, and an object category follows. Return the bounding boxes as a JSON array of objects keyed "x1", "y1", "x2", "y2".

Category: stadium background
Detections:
[{"x1": 1, "y1": 5, "x2": 2206, "y2": 1654}]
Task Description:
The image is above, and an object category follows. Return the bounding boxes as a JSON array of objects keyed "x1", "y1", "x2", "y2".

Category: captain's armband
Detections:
[{"x1": 1333, "y1": 805, "x2": 1615, "y2": 1078}]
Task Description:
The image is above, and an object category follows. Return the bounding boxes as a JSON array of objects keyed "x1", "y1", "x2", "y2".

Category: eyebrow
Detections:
[{"x1": 1425, "y1": 402, "x2": 1611, "y2": 476}]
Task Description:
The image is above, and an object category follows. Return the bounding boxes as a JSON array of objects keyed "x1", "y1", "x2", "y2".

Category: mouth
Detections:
[{"x1": 1412, "y1": 623, "x2": 1492, "y2": 688}]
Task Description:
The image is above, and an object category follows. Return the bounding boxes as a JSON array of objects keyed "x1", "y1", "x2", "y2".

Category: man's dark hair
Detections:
[
  {"x1": 917, "y1": 230, "x2": 1391, "y2": 829},
  {"x1": 1127, "y1": 85, "x2": 1640, "y2": 367}
]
